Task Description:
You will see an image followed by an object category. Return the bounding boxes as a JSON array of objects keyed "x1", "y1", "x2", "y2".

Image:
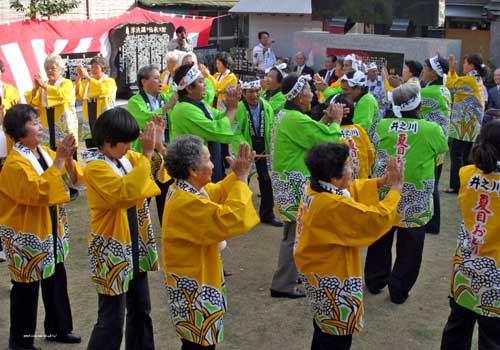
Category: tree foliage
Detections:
[{"x1": 10, "y1": 0, "x2": 81, "y2": 20}]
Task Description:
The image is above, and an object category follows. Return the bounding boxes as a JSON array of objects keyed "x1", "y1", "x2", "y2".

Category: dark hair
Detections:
[
  {"x1": 164, "y1": 135, "x2": 205, "y2": 180},
  {"x1": 270, "y1": 67, "x2": 286, "y2": 83},
  {"x1": 90, "y1": 56, "x2": 110, "y2": 74},
  {"x1": 0, "y1": 59, "x2": 4, "y2": 73},
  {"x1": 176, "y1": 26, "x2": 186, "y2": 35},
  {"x1": 281, "y1": 73, "x2": 301, "y2": 96},
  {"x1": 215, "y1": 52, "x2": 233, "y2": 70},
  {"x1": 93, "y1": 107, "x2": 140, "y2": 148},
  {"x1": 173, "y1": 63, "x2": 197, "y2": 97},
  {"x1": 465, "y1": 53, "x2": 489, "y2": 78},
  {"x1": 3, "y1": 104, "x2": 39, "y2": 141},
  {"x1": 332, "y1": 94, "x2": 355, "y2": 125},
  {"x1": 305, "y1": 143, "x2": 350, "y2": 181},
  {"x1": 137, "y1": 64, "x2": 160, "y2": 90},
  {"x1": 405, "y1": 60, "x2": 423, "y2": 78},
  {"x1": 471, "y1": 120, "x2": 500, "y2": 173},
  {"x1": 424, "y1": 56, "x2": 449, "y2": 85},
  {"x1": 326, "y1": 55, "x2": 337, "y2": 64},
  {"x1": 258, "y1": 31, "x2": 269, "y2": 40}
]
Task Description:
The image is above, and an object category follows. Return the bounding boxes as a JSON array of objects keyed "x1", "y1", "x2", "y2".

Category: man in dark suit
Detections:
[
  {"x1": 487, "y1": 68, "x2": 500, "y2": 110},
  {"x1": 318, "y1": 55, "x2": 338, "y2": 86},
  {"x1": 293, "y1": 51, "x2": 314, "y2": 76}
]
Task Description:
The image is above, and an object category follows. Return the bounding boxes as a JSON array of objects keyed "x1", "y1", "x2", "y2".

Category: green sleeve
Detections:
[
  {"x1": 263, "y1": 100, "x2": 275, "y2": 154},
  {"x1": 429, "y1": 123, "x2": 449, "y2": 156},
  {"x1": 353, "y1": 95, "x2": 377, "y2": 133},
  {"x1": 170, "y1": 102, "x2": 234, "y2": 144},
  {"x1": 127, "y1": 94, "x2": 164, "y2": 152},
  {"x1": 323, "y1": 87, "x2": 342, "y2": 100},
  {"x1": 283, "y1": 112, "x2": 341, "y2": 150},
  {"x1": 231, "y1": 102, "x2": 252, "y2": 154},
  {"x1": 269, "y1": 93, "x2": 286, "y2": 116},
  {"x1": 203, "y1": 78, "x2": 216, "y2": 106}
]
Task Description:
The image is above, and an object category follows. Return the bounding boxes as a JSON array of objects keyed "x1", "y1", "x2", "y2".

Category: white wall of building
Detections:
[
  {"x1": 248, "y1": 13, "x2": 322, "y2": 60},
  {"x1": 0, "y1": 0, "x2": 135, "y2": 24}
]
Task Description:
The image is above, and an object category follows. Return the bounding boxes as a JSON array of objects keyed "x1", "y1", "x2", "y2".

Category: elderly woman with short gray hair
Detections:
[
  {"x1": 161, "y1": 135, "x2": 259, "y2": 349},
  {"x1": 25, "y1": 54, "x2": 78, "y2": 151}
]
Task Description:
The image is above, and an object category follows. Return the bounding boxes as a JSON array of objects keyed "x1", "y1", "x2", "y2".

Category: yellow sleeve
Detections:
[
  {"x1": 215, "y1": 74, "x2": 238, "y2": 94},
  {"x1": 46, "y1": 79, "x2": 73, "y2": 108},
  {"x1": 25, "y1": 87, "x2": 43, "y2": 107},
  {"x1": 384, "y1": 80, "x2": 394, "y2": 92},
  {"x1": 84, "y1": 153, "x2": 160, "y2": 209},
  {"x1": 74, "y1": 79, "x2": 86, "y2": 100},
  {"x1": 361, "y1": 128, "x2": 375, "y2": 169},
  {"x1": 167, "y1": 178, "x2": 259, "y2": 245},
  {"x1": 3, "y1": 84, "x2": 19, "y2": 111},
  {"x1": 87, "y1": 77, "x2": 117, "y2": 99},
  {"x1": 0, "y1": 158, "x2": 69, "y2": 207},
  {"x1": 314, "y1": 185, "x2": 400, "y2": 247},
  {"x1": 204, "y1": 172, "x2": 238, "y2": 203}
]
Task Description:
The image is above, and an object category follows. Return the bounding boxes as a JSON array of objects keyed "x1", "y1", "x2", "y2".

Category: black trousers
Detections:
[
  {"x1": 208, "y1": 142, "x2": 225, "y2": 183},
  {"x1": 311, "y1": 320, "x2": 352, "y2": 350},
  {"x1": 441, "y1": 298, "x2": 500, "y2": 350},
  {"x1": 9, "y1": 263, "x2": 73, "y2": 348},
  {"x1": 425, "y1": 164, "x2": 443, "y2": 234},
  {"x1": 255, "y1": 157, "x2": 275, "y2": 221},
  {"x1": 449, "y1": 138, "x2": 473, "y2": 190},
  {"x1": 87, "y1": 272, "x2": 154, "y2": 350},
  {"x1": 364, "y1": 226, "x2": 426, "y2": 303},
  {"x1": 181, "y1": 339, "x2": 216, "y2": 350},
  {"x1": 154, "y1": 179, "x2": 174, "y2": 226}
]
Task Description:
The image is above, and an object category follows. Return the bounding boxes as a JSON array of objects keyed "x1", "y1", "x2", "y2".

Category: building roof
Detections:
[
  {"x1": 229, "y1": 0, "x2": 312, "y2": 14},
  {"x1": 139, "y1": 0, "x2": 238, "y2": 7}
]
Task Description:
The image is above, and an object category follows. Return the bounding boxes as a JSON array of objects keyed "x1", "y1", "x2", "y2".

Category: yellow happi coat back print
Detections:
[
  {"x1": 0, "y1": 146, "x2": 83, "y2": 282},
  {"x1": 162, "y1": 173, "x2": 259, "y2": 346},
  {"x1": 83, "y1": 150, "x2": 160, "y2": 296},
  {"x1": 340, "y1": 124, "x2": 375, "y2": 179},
  {"x1": 295, "y1": 179, "x2": 400, "y2": 336},
  {"x1": 450, "y1": 165, "x2": 500, "y2": 317}
]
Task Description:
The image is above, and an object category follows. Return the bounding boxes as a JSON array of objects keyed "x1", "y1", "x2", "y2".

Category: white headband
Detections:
[
  {"x1": 265, "y1": 62, "x2": 288, "y2": 79},
  {"x1": 392, "y1": 93, "x2": 421, "y2": 118},
  {"x1": 429, "y1": 56, "x2": 444, "y2": 77},
  {"x1": 284, "y1": 75, "x2": 311, "y2": 101},
  {"x1": 341, "y1": 71, "x2": 367, "y2": 87},
  {"x1": 174, "y1": 65, "x2": 202, "y2": 91},
  {"x1": 366, "y1": 62, "x2": 377, "y2": 71},
  {"x1": 240, "y1": 79, "x2": 261, "y2": 90}
]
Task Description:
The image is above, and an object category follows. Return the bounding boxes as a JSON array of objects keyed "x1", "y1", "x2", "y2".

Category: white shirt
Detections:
[{"x1": 252, "y1": 43, "x2": 276, "y2": 72}]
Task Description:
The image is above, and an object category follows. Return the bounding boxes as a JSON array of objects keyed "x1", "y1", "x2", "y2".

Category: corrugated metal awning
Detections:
[
  {"x1": 139, "y1": 0, "x2": 238, "y2": 7},
  {"x1": 229, "y1": 0, "x2": 312, "y2": 14}
]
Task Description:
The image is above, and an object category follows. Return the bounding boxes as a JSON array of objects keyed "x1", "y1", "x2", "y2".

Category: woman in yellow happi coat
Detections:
[
  {"x1": 75, "y1": 56, "x2": 116, "y2": 147},
  {"x1": 202, "y1": 52, "x2": 238, "y2": 111},
  {"x1": 83, "y1": 107, "x2": 161, "y2": 350},
  {"x1": 162, "y1": 136, "x2": 259, "y2": 349},
  {"x1": 25, "y1": 54, "x2": 77, "y2": 150},
  {"x1": 295, "y1": 143, "x2": 403, "y2": 350},
  {"x1": 0, "y1": 104, "x2": 83, "y2": 349}
]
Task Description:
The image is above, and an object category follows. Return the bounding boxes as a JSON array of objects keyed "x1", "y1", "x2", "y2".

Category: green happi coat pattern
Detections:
[
  {"x1": 260, "y1": 89, "x2": 286, "y2": 116},
  {"x1": 372, "y1": 118, "x2": 448, "y2": 227},
  {"x1": 271, "y1": 106, "x2": 341, "y2": 222}
]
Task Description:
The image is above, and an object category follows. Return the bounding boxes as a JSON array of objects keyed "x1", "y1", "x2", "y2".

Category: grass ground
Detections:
[{"x1": 0, "y1": 160, "x2": 477, "y2": 350}]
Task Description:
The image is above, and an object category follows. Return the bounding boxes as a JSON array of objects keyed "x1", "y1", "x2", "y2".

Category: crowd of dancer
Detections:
[{"x1": 0, "y1": 26, "x2": 499, "y2": 350}]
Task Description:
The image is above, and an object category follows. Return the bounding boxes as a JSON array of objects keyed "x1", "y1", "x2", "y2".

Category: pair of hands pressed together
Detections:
[
  {"x1": 378, "y1": 157, "x2": 405, "y2": 193},
  {"x1": 140, "y1": 115, "x2": 166, "y2": 159}
]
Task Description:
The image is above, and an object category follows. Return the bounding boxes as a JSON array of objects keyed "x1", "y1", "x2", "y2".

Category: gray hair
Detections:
[
  {"x1": 181, "y1": 52, "x2": 198, "y2": 65},
  {"x1": 44, "y1": 54, "x2": 65, "y2": 71},
  {"x1": 90, "y1": 56, "x2": 110, "y2": 74},
  {"x1": 164, "y1": 135, "x2": 205, "y2": 180},
  {"x1": 295, "y1": 51, "x2": 306, "y2": 60},
  {"x1": 392, "y1": 84, "x2": 420, "y2": 107},
  {"x1": 137, "y1": 64, "x2": 160, "y2": 89}
]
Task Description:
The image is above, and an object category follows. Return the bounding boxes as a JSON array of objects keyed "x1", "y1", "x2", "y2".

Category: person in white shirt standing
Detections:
[{"x1": 252, "y1": 31, "x2": 276, "y2": 77}]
